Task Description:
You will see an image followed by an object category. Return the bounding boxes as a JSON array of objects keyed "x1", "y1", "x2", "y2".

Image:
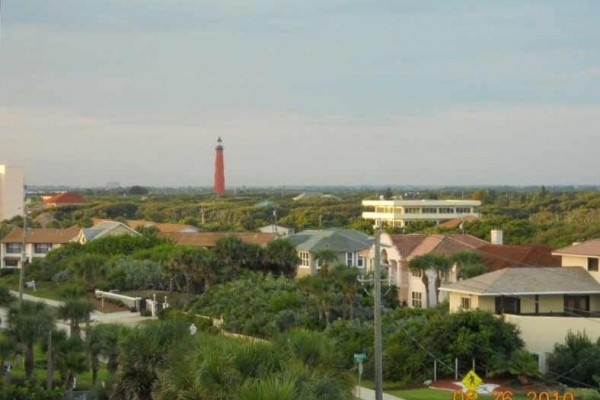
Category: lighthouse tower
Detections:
[{"x1": 213, "y1": 137, "x2": 225, "y2": 195}]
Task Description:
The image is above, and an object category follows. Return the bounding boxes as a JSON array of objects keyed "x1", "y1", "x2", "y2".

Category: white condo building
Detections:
[
  {"x1": 0, "y1": 165, "x2": 24, "y2": 222},
  {"x1": 362, "y1": 199, "x2": 481, "y2": 227}
]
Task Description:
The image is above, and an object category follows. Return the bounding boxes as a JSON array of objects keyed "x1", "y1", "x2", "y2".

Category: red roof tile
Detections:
[{"x1": 44, "y1": 192, "x2": 86, "y2": 205}]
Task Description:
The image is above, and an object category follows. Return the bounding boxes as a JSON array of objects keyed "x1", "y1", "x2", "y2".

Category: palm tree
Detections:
[
  {"x1": 409, "y1": 253, "x2": 450, "y2": 307},
  {"x1": 263, "y1": 239, "x2": 300, "y2": 277},
  {"x1": 56, "y1": 336, "x2": 87, "y2": 397},
  {"x1": 171, "y1": 246, "x2": 213, "y2": 294},
  {"x1": 7, "y1": 301, "x2": 55, "y2": 379},
  {"x1": 113, "y1": 318, "x2": 190, "y2": 400},
  {"x1": 147, "y1": 244, "x2": 180, "y2": 293},
  {"x1": 312, "y1": 248, "x2": 338, "y2": 276},
  {"x1": 297, "y1": 276, "x2": 337, "y2": 326},
  {"x1": 58, "y1": 299, "x2": 95, "y2": 338},
  {"x1": 0, "y1": 335, "x2": 16, "y2": 387},
  {"x1": 451, "y1": 251, "x2": 487, "y2": 280},
  {"x1": 214, "y1": 236, "x2": 263, "y2": 277},
  {"x1": 69, "y1": 253, "x2": 107, "y2": 292},
  {"x1": 330, "y1": 264, "x2": 360, "y2": 319},
  {"x1": 87, "y1": 324, "x2": 121, "y2": 385}
]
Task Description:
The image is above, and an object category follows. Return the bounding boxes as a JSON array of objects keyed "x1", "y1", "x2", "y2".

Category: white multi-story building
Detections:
[
  {"x1": 0, "y1": 165, "x2": 24, "y2": 222},
  {"x1": 362, "y1": 199, "x2": 481, "y2": 228}
]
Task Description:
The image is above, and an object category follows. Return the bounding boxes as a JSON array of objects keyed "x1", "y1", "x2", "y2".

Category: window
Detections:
[
  {"x1": 411, "y1": 269, "x2": 422, "y2": 278},
  {"x1": 456, "y1": 207, "x2": 471, "y2": 214},
  {"x1": 299, "y1": 252, "x2": 310, "y2": 267},
  {"x1": 588, "y1": 258, "x2": 599, "y2": 272},
  {"x1": 495, "y1": 296, "x2": 521, "y2": 315},
  {"x1": 357, "y1": 256, "x2": 366, "y2": 268},
  {"x1": 411, "y1": 292, "x2": 423, "y2": 308},
  {"x1": 5, "y1": 244, "x2": 21, "y2": 254},
  {"x1": 422, "y1": 207, "x2": 437, "y2": 214},
  {"x1": 460, "y1": 297, "x2": 471, "y2": 310},
  {"x1": 34, "y1": 243, "x2": 52, "y2": 254},
  {"x1": 4, "y1": 258, "x2": 19, "y2": 268},
  {"x1": 346, "y1": 252, "x2": 354, "y2": 267},
  {"x1": 439, "y1": 208, "x2": 455, "y2": 214},
  {"x1": 404, "y1": 207, "x2": 420, "y2": 214}
]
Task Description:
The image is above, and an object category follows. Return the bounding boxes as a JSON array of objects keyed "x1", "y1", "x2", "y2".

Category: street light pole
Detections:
[
  {"x1": 18, "y1": 192, "x2": 27, "y2": 304},
  {"x1": 373, "y1": 218, "x2": 383, "y2": 400}
]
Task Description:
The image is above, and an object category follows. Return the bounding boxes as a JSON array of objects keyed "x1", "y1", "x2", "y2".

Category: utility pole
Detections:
[
  {"x1": 373, "y1": 218, "x2": 383, "y2": 400},
  {"x1": 18, "y1": 191, "x2": 27, "y2": 304}
]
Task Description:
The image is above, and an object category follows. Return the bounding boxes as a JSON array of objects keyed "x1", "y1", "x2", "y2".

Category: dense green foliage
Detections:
[
  {"x1": 113, "y1": 317, "x2": 354, "y2": 400},
  {"x1": 547, "y1": 331, "x2": 600, "y2": 387}
]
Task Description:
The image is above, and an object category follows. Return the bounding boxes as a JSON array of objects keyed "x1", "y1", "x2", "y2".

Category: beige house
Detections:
[
  {"x1": 362, "y1": 199, "x2": 481, "y2": 228},
  {"x1": 553, "y1": 239, "x2": 600, "y2": 281},
  {"x1": 368, "y1": 232, "x2": 560, "y2": 309},
  {"x1": 440, "y1": 266, "x2": 600, "y2": 372},
  {"x1": 0, "y1": 226, "x2": 80, "y2": 268},
  {"x1": 372, "y1": 233, "x2": 488, "y2": 308}
]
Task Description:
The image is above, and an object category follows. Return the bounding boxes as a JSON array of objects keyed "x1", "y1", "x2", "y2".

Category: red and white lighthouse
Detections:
[{"x1": 213, "y1": 137, "x2": 225, "y2": 195}]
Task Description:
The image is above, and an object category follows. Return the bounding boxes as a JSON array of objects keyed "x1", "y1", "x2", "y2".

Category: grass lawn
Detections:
[{"x1": 388, "y1": 388, "x2": 530, "y2": 400}]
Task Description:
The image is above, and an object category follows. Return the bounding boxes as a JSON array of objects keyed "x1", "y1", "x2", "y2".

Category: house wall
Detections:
[
  {"x1": 448, "y1": 293, "x2": 494, "y2": 312},
  {"x1": 561, "y1": 255, "x2": 588, "y2": 268},
  {"x1": 478, "y1": 297, "x2": 495, "y2": 312},
  {"x1": 1, "y1": 242, "x2": 63, "y2": 268},
  {"x1": 295, "y1": 251, "x2": 364, "y2": 277},
  {"x1": 538, "y1": 295, "x2": 564, "y2": 313},
  {"x1": 504, "y1": 314, "x2": 600, "y2": 373},
  {"x1": 561, "y1": 256, "x2": 600, "y2": 283}
]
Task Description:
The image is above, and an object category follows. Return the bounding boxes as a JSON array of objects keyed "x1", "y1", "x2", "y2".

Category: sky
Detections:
[{"x1": 1, "y1": 0, "x2": 599, "y2": 187}]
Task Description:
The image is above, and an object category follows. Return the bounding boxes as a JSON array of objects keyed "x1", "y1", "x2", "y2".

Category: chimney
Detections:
[{"x1": 491, "y1": 229, "x2": 503, "y2": 245}]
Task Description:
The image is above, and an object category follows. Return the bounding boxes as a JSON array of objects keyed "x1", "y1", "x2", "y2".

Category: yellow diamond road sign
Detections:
[{"x1": 462, "y1": 370, "x2": 482, "y2": 391}]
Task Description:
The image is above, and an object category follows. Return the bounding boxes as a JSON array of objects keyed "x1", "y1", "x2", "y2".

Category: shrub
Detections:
[{"x1": 52, "y1": 270, "x2": 72, "y2": 284}]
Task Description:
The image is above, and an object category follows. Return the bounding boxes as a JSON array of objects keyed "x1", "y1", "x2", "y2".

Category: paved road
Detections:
[{"x1": 356, "y1": 386, "x2": 406, "y2": 400}]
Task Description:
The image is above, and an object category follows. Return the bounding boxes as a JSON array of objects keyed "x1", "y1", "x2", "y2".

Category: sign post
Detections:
[{"x1": 354, "y1": 353, "x2": 367, "y2": 399}]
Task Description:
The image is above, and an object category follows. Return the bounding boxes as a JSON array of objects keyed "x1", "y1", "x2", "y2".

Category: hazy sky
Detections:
[{"x1": 1, "y1": 1, "x2": 599, "y2": 187}]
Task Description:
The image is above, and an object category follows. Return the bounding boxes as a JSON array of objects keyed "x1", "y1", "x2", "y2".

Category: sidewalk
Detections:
[
  {"x1": 356, "y1": 386, "x2": 406, "y2": 400},
  {"x1": 10, "y1": 290, "x2": 65, "y2": 307}
]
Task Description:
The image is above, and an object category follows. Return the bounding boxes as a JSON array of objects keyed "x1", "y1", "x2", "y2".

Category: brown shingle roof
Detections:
[
  {"x1": 553, "y1": 239, "x2": 600, "y2": 257},
  {"x1": 1, "y1": 226, "x2": 80, "y2": 244},
  {"x1": 160, "y1": 232, "x2": 277, "y2": 247},
  {"x1": 389, "y1": 234, "x2": 487, "y2": 259},
  {"x1": 438, "y1": 216, "x2": 479, "y2": 229},
  {"x1": 478, "y1": 244, "x2": 561, "y2": 271},
  {"x1": 92, "y1": 219, "x2": 197, "y2": 233}
]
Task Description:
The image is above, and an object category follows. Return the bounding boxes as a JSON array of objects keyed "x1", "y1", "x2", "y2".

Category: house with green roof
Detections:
[
  {"x1": 74, "y1": 221, "x2": 140, "y2": 244},
  {"x1": 286, "y1": 228, "x2": 373, "y2": 276}
]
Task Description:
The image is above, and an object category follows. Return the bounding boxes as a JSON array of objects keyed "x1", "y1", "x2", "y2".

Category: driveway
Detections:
[{"x1": 7, "y1": 291, "x2": 155, "y2": 329}]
